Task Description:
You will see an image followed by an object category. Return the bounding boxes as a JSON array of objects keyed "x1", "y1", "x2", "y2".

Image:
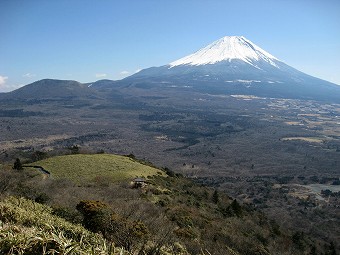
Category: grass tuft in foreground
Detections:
[{"x1": 0, "y1": 196, "x2": 130, "y2": 255}]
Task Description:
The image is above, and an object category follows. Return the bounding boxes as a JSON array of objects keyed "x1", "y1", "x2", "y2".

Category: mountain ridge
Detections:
[
  {"x1": 122, "y1": 36, "x2": 340, "y2": 102},
  {"x1": 0, "y1": 79, "x2": 100, "y2": 101},
  {"x1": 1, "y1": 36, "x2": 339, "y2": 102}
]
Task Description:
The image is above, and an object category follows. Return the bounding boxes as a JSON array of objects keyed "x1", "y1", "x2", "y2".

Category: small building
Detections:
[{"x1": 131, "y1": 177, "x2": 148, "y2": 188}]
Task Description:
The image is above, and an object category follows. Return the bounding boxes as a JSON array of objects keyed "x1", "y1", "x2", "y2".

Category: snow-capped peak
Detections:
[{"x1": 169, "y1": 36, "x2": 279, "y2": 69}]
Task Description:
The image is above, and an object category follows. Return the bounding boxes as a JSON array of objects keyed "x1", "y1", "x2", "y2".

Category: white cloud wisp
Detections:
[
  {"x1": 95, "y1": 73, "x2": 107, "y2": 78},
  {"x1": 0, "y1": 75, "x2": 8, "y2": 86}
]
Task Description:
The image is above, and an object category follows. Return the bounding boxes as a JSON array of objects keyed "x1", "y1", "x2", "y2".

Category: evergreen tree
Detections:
[
  {"x1": 212, "y1": 190, "x2": 219, "y2": 204},
  {"x1": 326, "y1": 242, "x2": 337, "y2": 255},
  {"x1": 13, "y1": 158, "x2": 23, "y2": 170},
  {"x1": 230, "y1": 199, "x2": 242, "y2": 217}
]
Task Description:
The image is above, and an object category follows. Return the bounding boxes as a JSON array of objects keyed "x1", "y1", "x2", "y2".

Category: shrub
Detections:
[
  {"x1": 164, "y1": 167, "x2": 175, "y2": 177},
  {"x1": 212, "y1": 190, "x2": 219, "y2": 204},
  {"x1": 52, "y1": 205, "x2": 82, "y2": 224},
  {"x1": 31, "y1": 151, "x2": 48, "y2": 162},
  {"x1": 76, "y1": 200, "x2": 150, "y2": 252},
  {"x1": 76, "y1": 200, "x2": 111, "y2": 233},
  {"x1": 220, "y1": 199, "x2": 243, "y2": 217},
  {"x1": 34, "y1": 192, "x2": 50, "y2": 204},
  {"x1": 174, "y1": 228, "x2": 197, "y2": 239},
  {"x1": 13, "y1": 158, "x2": 23, "y2": 171}
]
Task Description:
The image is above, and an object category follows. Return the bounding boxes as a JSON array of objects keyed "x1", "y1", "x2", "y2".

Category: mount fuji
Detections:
[
  {"x1": 169, "y1": 36, "x2": 279, "y2": 68},
  {"x1": 121, "y1": 36, "x2": 340, "y2": 101}
]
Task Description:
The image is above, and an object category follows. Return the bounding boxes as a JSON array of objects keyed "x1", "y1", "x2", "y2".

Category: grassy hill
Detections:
[
  {"x1": 1, "y1": 153, "x2": 332, "y2": 255},
  {"x1": 29, "y1": 154, "x2": 165, "y2": 183}
]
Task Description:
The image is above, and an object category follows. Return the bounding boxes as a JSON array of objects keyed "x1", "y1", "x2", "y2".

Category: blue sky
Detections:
[{"x1": 0, "y1": 0, "x2": 339, "y2": 92}]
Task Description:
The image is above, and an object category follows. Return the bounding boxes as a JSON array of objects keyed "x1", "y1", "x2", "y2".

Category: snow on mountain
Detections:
[
  {"x1": 169, "y1": 36, "x2": 279, "y2": 69},
  {"x1": 123, "y1": 35, "x2": 340, "y2": 102}
]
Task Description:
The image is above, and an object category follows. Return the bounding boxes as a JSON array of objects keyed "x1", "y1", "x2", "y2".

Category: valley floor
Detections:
[{"x1": 0, "y1": 90, "x2": 339, "y2": 252}]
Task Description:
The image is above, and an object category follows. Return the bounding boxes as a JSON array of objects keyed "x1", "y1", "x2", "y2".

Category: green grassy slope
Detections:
[{"x1": 29, "y1": 154, "x2": 165, "y2": 183}]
